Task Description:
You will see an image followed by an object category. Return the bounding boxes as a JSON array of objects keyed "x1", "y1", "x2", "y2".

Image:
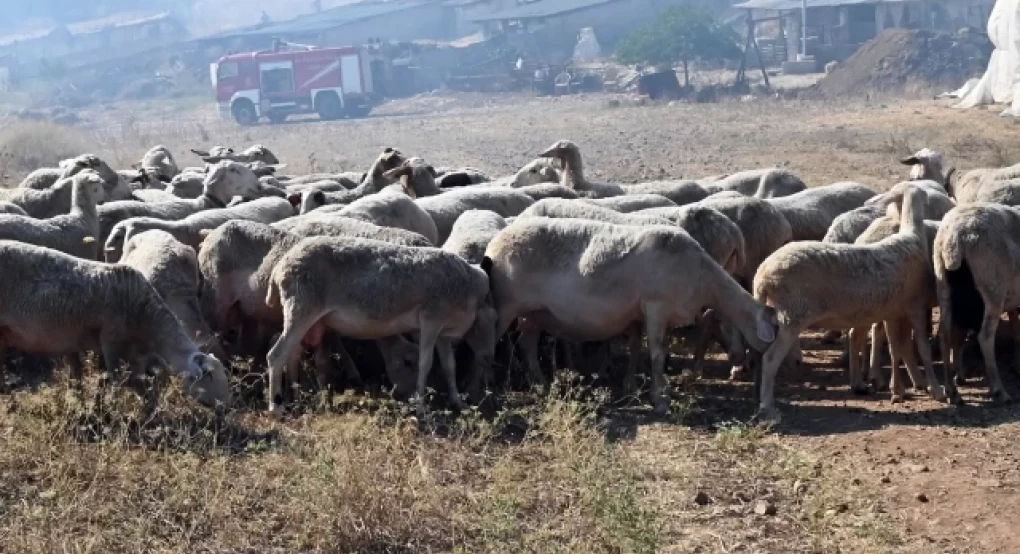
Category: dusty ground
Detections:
[{"x1": 1, "y1": 92, "x2": 1020, "y2": 553}]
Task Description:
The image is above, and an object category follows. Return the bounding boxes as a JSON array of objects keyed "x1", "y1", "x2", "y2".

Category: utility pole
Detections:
[{"x1": 801, "y1": 0, "x2": 808, "y2": 59}]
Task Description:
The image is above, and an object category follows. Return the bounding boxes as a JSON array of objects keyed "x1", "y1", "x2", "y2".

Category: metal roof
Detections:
[
  {"x1": 733, "y1": 0, "x2": 901, "y2": 10},
  {"x1": 471, "y1": 0, "x2": 618, "y2": 21},
  {"x1": 205, "y1": 0, "x2": 434, "y2": 38}
]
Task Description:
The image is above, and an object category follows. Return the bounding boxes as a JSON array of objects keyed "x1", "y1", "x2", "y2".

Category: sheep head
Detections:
[
  {"x1": 74, "y1": 169, "x2": 107, "y2": 204},
  {"x1": 203, "y1": 161, "x2": 261, "y2": 204},
  {"x1": 900, "y1": 148, "x2": 945, "y2": 183},
  {"x1": 241, "y1": 144, "x2": 280, "y2": 165},
  {"x1": 191, "y1": 146, "x2": 235, "y2": 163},
  {"x1": 181, "y1": 352, "x2": 232, "y2": 410},
  {"x1": 538, "y1": 139, "x2": 579, "y2": 159}
]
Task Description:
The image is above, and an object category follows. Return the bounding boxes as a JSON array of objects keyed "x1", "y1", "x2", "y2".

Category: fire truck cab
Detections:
[{"x1": 212, "y1": 44, "x2": 379, "y2": 125}]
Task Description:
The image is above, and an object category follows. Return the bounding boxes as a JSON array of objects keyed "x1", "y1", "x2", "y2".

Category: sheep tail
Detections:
[{"x1": 939, "y1": 231, "x2": 966, "y2": 272}]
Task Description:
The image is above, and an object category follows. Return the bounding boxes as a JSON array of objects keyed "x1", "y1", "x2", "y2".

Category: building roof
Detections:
[
  {"x1": 733, "y1": 0, "x2": 902, "y2": 10},
  {"x1": 204, "y1": 0, "x2": 435, "y2": 39},
  {"x1": 0, "y1": 11, "x2": 174, "y2": 47},
  {"x1": 470, "y1": 0, "x2": 618, "y2": 21}
]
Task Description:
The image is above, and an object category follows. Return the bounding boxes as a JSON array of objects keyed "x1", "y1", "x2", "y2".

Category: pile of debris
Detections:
[{"x1": 814, "y1": 28, "x2": 992, "y2": 97}]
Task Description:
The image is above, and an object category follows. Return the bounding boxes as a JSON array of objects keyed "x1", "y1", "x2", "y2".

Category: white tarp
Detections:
[
  {"x1": 573, "y1": 28, "x2": 602, "y2": 63},
  {"x1": 954, "y1": 0, "x2": 1020, "y2": 115}
]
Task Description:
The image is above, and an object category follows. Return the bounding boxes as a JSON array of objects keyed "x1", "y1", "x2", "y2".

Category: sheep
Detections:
[
  {"x1": 435, "y1": 167, "x2": 490, "y2": 188},
  {"x1": 302, "y1": 189, "x2": 440, "y2": 245},
  {"x1": 483, "y1": 217, "x2": 777, "y2": 415},
  {"x1": 192, "y1": 144, "x2": 280, "y2": 165},
  {"x1": 104, "y1": 197, "x2": 295, "y2": 262},
  {"x1": 762, "y1": 180, "x2": 877, "y2": 241},
  {"x1": 900, "y1": 148, "x2": 946, "y2": 185},
  {"x1": 700, "y1": 168, "x2": 807, "y2": 198},
  {"x1": 0, "y1": 203, "x2": 27, "y2": 216},
  {"x1": 132, "y1": 189, "x2": 179, "y2": 203},
  {"x1": 501, "y1": 158, "x2": 561, "y2": 188},
  {"x1": 824, "y1": 181, "x2": 954, "y2": 245},
  {"x1": 119, "y1": 230, "x2": 221, "y2": 357},
  {"x1": 264, "y1": 236, "x2": 496, "y2": 415},
  {"x1": 0, "y1": 171, "x2": 104, "y2": 260},
  {"x1": 279, "y1": 173, "x2": 363, "y2": 188},
  {"x1": 410, "y1": 181, "x2": 534, "y2": 245},
  {"x1": 294, "y1": 149, "x2": 406, "y2": 210},
  {"x1": 199, "y1": 220, "x2": 430, "y2": 394},
  {"x1": 19, "y1": 154, "x2": 133, "y2": 201},
  {"x1": 967, "y1": 178, "x2": 1020, "y2": 207},
  {"x1": 519, "y1": 198, "x2": 671, "y2": 227},
  {"x1": 0, "y1": 239, "x2": 230, "y2": 408},
  {"x1": 97, "y1": 160, "x2": 265, "y2": 250},
  {"x1": 752, "y1": 185, "x2": 944, "y2": 424},
  {"x1": 949, "y1": 163, "x2": 1020, "y2": 203},
  {"x1": 138, "y1": 145, "x2": 179, "y2": 182},
  {"x1": 537, "y1": 139, "x2": 712, "y2": 203},
  {"x1": 586, "y1": 194, "x2": 677, "y2": 212},
  {"x1": 638, "y1": 205, "x2": 746, "y2": 275},
  {"x1": 510, "y1": 183, "x2": 580, "y2": 201},
  {"x1": 849, "y1": 209, "x2": 941, "y2": 396},
  {"x1": 443, "y1": 210, "x2": 509, "y2": 266},
  {"x1": 933, "y1": 202, "x2": 1020, "y2": 404},
  {"x1": 284, "y1": 180, "x2": 350, "y2": 195},
  {"x1": 696, "y1": 195, "x2": 793, "y2": 286}
]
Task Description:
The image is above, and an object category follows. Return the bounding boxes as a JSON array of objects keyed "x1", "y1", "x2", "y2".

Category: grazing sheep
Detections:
[
  {"x1": 701, "y1": 168, "x2": 807, "y2": 198},
  {"x1": 0, "y1": 171, "x2": 104, "y2": 259},
  {"x1": 438, "y1": 210, "x2": 508, "y2": 266},
  {"x1": 0, "y1": 240, "x2": 230, "y2": 408},
  {"x1": 104, "y1": 197, "x2": 295, "y2": 262},
  {"x1": 762, "y1": 181, "x2": 877, "y2": 241},
  {"x1": 518, "y1": 198, "x2": 670, "y2": 226},
  {"x1": 303, "y1": 189, "x2": 440, "y2": 245},
  {"x1": 752, "y1": 185, "x2": 944, "y2": 424},
  {"x1": 484, "y1": 218, "x2": 777, "y2": 415},
  {"x1": 586, "y1": 194, "x2": 677, "y2": 212},
  {"x1": 279, "y1": 173, "x2": 363, "y2": 188},
  {"x1": 132, "y1": 189, "x2": 178, "y2": 203},
  {"x1": 199, "y1": 220, "x2": 429, "y2": 393},
  {"x1": 97, "y1": 160, "x2": 265, "y2": 250},
  {"x1": 948, "y1": 163, "x2": 1020, "y2": 203},
  {"x1": 0, "y1": 177, "x2": 81, "y2": 219},
  {"x1": 697, "y1": 195, "x2": 793, "y2": 286},
  {"x1": 264, "y1": 236, "x2": 496, "y2": 415},
  {"x1": 192, "y1": 144, "x2": 280, "y2": 165},
  {"x1": 410, "y1": 182, "x2": 534, "y2": 245},
  {"x1": 638, "y1": 205, "x2": 746, "y2": 275},
  {"x1": 934, "y1": 202, "x2": 1020, "y2": 404},
  {"x1": 20, "y1": 154, "x2": 133, "y2": 201},
  {"x1": 119, "y1": 230, "x2": 221, "y2": 356}
]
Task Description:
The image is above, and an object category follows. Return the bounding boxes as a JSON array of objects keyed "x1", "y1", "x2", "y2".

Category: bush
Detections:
[
  {"x1": 0, "y1": 121, "x2": 89, "y2": 187},
  {"x1": 616, "y1": 6, "x2": 742, "y2": 86}
]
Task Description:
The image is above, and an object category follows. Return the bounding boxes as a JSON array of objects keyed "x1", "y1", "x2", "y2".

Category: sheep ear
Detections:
[
  {"x1": 885, "y1": 202, "x2": 901, "y2": 219},
  {"x1": 383, "y1": 167, "x2": 407, "y2": 180},
  {"x1": 266, "y1": 164, "x2": 287, "y2": 172},
  {"x1": 900, "y1": 156, "x2": 920, "y2": 166},
  {"x1": 191, "y1": 149, "x2": 210, "y2": 157},
  {"x1": 480, "y1": 256, "x2": 494, "y2": 276},
  {"x1": 288, "y1": 194, "x2": 302, "y2": 207},
  {"x1": 425, "y1": 165, "x2": 438, "y2": 178}
]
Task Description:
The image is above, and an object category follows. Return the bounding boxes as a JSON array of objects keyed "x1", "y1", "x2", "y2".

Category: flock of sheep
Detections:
[{"x1": 0, "y1": 139, "x2": 1015, "y2": 424}]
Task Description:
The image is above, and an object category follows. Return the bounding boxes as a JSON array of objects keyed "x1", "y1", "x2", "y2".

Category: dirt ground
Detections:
[{"x1": 3, "y1": 92, "x2": 1020, "y2": 553}]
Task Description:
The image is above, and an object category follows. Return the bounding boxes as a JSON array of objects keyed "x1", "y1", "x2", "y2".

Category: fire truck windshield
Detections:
[{"x1": 217, "y1": 62, "x2": 239, "y2": 80}]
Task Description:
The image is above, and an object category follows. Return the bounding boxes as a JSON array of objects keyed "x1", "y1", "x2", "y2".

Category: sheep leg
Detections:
[
  {"x1": 266, "y1": 313, "x2": 323, "y2": 415},
  {"x1": 977, "y1": 303, "x2": 1011, "y2": 403},
  {"x1": 642, "y1": 304, "x2": 671, "y2": 417},
  {"x1": 690, "y1": 309, "x2": 719, "y2": 378},
  {"x1": 435, "y1": 340, "x2": 465, "y2": 411},
  {"x1": 895, "y1": 323, "x2": 926, "y2": 391},
  {"x1": 519, "y1": 327, "x2": 547, "y2": 389},
  {"x1": 1009, "y1": 310, "x2": 1020, "y2": 376},
  {"x1": 868, "y1": 323, "x2": 889, "y2": 392},
  {"x1": 413, "y1": 322, "x2": 445, "y2": 417},
  {"x1": 624, "y1": 328, "x2": 642, "y2": 395},
  {"x1": 376, "y1": 335, "x2": 416, "y2": 397},
  {"x1": 910, "y1": 310, "x2": 946, "y2": 403},
  {"x1": 884, "y1": 319, "x2": 908, "y2": 403},
  {"x1": 756, "y1": 325, "x2": 799, "y2": 425},
  {"x1": 847, "y1": 326, "x2": 868, "y2": 395}
]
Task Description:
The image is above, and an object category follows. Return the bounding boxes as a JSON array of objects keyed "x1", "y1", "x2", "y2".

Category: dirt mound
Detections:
[{"x1": 815, "y1": 28, "x2": 992, "y2": 97}]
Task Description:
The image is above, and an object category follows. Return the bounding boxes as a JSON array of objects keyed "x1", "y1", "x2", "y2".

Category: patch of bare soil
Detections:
[{"x1": 816, "y1": 28, "x2": 992, "y2": 98}]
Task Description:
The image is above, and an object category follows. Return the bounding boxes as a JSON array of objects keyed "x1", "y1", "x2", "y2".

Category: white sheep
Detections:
[
  {"x1": 300, "y1": 189, "x2": 440, "y2": 245},
  {"x1": 483, "y1": 217, "x2": 777, "y2": 415},
  {"x1": 0, "y1": 239, "x2": 230, "y2": 408},
  {"x1": 20, "y1": 154, "x2": 134, "y2": 201},
  {"x1": 701, "y1": 168, "x2": 807, "y2": 198},
  {"x1": 762, "y1": 181, "x2": 877, "y2": 241},
  {"x1": 265, "y1": 236, "x2": 496, "y2": 415},
  {"x1": 586, "y1": 194, "x2": 677, "y2": 212},
  {"x1": 0, "y1": 171, "x2": 104, "y2": 260},
  {"x1": 137, "y1": 145, "x2": 179, "y2": 182},
  {"x1": 752, "y1": 185, "x2": 944, "y2": 424}
]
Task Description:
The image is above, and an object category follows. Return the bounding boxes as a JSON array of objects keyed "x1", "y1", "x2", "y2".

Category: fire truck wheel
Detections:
[
  {"x1": 316, "y1": 93, "x2": 342, "y2": 121},
  {"x1": 232, "y1": 100, "x2": 258, "y2": 126}
]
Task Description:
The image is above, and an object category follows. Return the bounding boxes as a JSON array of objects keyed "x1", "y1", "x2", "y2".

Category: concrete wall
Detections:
[{"x1": 320, "y1": 3, "x2": 455, "y2": 45}]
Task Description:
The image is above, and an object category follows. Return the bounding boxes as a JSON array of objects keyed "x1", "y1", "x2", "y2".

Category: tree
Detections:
[{"x1": 616, "y1": 6, "x2": 742, "y2": 87}]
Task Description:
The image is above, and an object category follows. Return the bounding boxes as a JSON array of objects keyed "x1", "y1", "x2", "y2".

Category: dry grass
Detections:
[{"x1": 0, "y1": 122, "x2": 90, "y2": 187}]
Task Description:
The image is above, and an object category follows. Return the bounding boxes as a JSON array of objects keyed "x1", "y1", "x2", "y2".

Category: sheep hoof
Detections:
[
  {"x1": 890, "y1": 394, "x2": 905, "y2": 404},
  {"x1": 948, "y1": 391, "x2": 965, "y2": 406},
  {"x1": 729, "y1": 366, "x2": 747, "y2": 381},
  {"x1": 929, "y1": 386, "x2": 947, "y2": 402},
  {"x1": 852, "y1": 385, "x2": 871, "y2": 396},
  {"x1": 752, "y1": 407, "x2": 781, "y2": 427}
]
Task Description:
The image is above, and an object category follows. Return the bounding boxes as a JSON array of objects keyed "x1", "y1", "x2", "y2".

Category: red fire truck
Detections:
[{"x1": 211, "y1": 43, "x2": 381, "y2": 125}]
